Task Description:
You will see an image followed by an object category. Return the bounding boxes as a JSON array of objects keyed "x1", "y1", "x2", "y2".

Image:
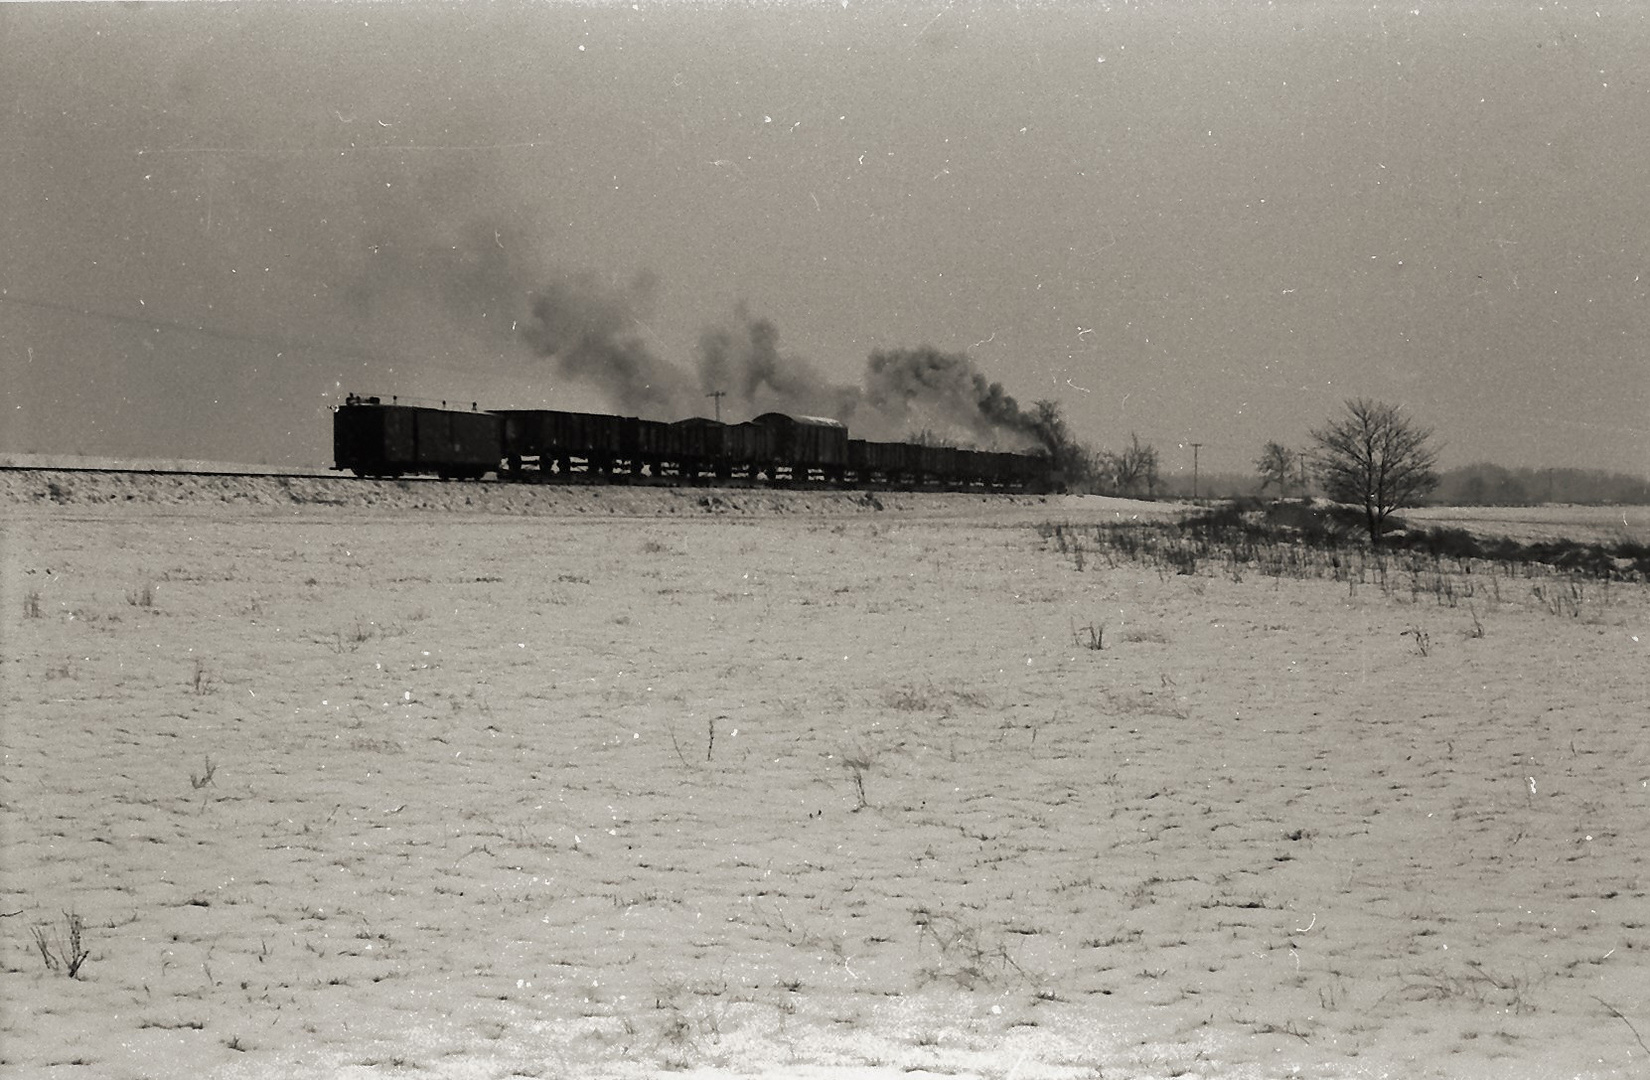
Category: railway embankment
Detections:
[{"x1": 0, "y1": 466, "x2": 1138, "y2": 521}]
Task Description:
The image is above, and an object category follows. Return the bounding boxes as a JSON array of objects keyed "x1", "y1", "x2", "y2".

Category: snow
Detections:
[{"x1": 2, "y1": 474, "x2": 1645, "y2": 1078}]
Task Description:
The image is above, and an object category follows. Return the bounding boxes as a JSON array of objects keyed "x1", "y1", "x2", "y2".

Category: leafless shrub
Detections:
[
  {"x1": 1397, "y1": 961, "x2": 1535, "y2": 1014},
  {"x1": 23, "y1": 588, "x2": 43, "y2": 618},
  {"x1": 911, "y1": 905, "x2": 1036, "y2": 991},
  {"x1": 31, "y1": 911, "x2": 91, "y2": 978},
  {"x1": 1531, "y1": 580, "x2": 1584, "y2": 618},
  {"x1": 1072, "y1": 619, "x2": 1104, "y2": 650},
  {"x1": 29, "y1": 924, "x2": 54, "y2": 971}
]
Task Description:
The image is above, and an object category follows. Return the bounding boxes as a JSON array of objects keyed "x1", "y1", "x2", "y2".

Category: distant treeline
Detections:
[
  {"x1": 1429, "y1": 463, "x2": 1650, "y2": 506},
  {"x1": 1156, "y1": 463, "x2": 1649, "y2": 506}
]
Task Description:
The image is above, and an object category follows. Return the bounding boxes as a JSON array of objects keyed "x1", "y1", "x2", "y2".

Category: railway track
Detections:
[{"x1": 0, "y1": 464, "x2": 438, "y2": 484}]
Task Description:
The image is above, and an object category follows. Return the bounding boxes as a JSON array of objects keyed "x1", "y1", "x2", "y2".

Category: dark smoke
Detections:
[
  {"x1": 499, "y1": 261, "x2": 1076, "y2": 461},
  {"x1": 518, "y1": 271, "x2": 696, "y2": 418},
  {"x1": 854, "y1": 348, "x2": 1091, "y2": 476},
  {"x1": 860, "y1": 346, "x2": 1043, "y2": 446},
  {"x1": 694, "y1": 306, "x2": 860, "y2": 421},
  {"x1": 692, "y1": 319, "x2": 1058, "y2": 452}
]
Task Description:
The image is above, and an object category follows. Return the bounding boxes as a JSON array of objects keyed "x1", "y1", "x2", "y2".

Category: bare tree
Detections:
[
  {"x1": 1254, "y1": 441, "x2": 1298, "y2": 496},
  {"x1": 1104, "y1": 433, "x2": 1160, "y2": 498},
  {"x1": 1310, "y1": 398, "x2": 1440, "y2": 545},
  {"x1": 1028, "y1": 399, "x2": 1099, "y2": 490}
]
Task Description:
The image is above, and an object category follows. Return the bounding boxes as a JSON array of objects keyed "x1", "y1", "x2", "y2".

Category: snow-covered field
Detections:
[
  {"x1": 1399, "y1": 501, "x2": 1643, "y2": 544},
  {"x1": 3, "y1": 474, "x2": 1646, "y2": 1079},
  {"x1": 1400, "y1": 504, "x2": 1647, "y2": 547}
]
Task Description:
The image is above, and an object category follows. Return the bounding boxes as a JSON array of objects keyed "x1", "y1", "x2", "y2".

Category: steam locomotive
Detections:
[{"x1": 331, "y1": 395, "x2": 1052, "y2": 490}]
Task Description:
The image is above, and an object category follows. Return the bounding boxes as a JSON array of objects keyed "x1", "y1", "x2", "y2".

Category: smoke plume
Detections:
[
  {"x1": 689, "y1": 316, "x2": 1055, "y2": 451},
  {"x1": 694, "y1": 306, "x2": 861, "y2": 422},
  {"x1": 859, "y1": 346, "x2": 1043, "y2": 446},
  {"x1": 518, "y1": 271, "x2": 697, "y2": 419},
  {"x1": 496, "y1": 259, "x2": 1066, "y2": 456}
]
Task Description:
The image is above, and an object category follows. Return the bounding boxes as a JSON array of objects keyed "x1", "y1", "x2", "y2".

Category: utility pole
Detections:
[
  {"x1": 1190, "y1": 443, "x2": 1202, "y2": 501},
  {"x1": 706, "y1": 390, "x2": 726, "y2": 422}
]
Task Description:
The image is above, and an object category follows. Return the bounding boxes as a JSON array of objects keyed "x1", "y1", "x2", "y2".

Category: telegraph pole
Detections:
[
  {"x1": 706, "y1": 390, "x2": 726, "y2": 422},
  {"x1": 1190, "y1": 443, "x2": 1202, "y2": 501}
]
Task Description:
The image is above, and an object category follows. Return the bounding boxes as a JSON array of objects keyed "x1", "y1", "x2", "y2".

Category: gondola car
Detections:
[
  {"x1": 495, "y1": 409, "x2": 680, "y2": 478},
  {"x1": 669, "y1": 417, "x2": 727, "y2": 478},
  {"x1": 847, "y1": 439, "x2": 916, "y2": 486},
  {"x1": 496, "y1": 408, "x2": 622, "y2": 476},
  {"x1": 332, "y1": 396, "x2": 501, "y2": 479},
  {"x1": 750, "y1": 413, "x2": 848, "y2": 482}
]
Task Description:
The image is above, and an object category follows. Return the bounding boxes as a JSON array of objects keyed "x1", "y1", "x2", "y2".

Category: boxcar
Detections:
[{"x1": 333, "y1": 398, "x2": 501, "y2": 479}]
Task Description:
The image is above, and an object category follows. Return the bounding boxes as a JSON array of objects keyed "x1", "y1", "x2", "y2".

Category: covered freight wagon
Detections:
[{"x1": 333, "y1": 397, "x2": 501, "y2": 479}]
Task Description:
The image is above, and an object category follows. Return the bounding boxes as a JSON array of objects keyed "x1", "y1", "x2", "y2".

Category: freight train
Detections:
[{"x1": 331, "y1": 395, "x2": 1053, "y2": 490}]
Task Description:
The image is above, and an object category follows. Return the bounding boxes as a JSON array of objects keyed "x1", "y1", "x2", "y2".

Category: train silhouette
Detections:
[{"x1": 332, "y1": 395, "x2": 1054, "y2": 490}]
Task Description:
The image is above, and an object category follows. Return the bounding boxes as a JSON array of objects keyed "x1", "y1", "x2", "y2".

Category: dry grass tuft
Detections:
[
  {"x1": 837, "y1": 740, "x2": 879, "y2": 811},
  {"x1": 31, "y1": 910, "x2": 91, "y2": 978}
]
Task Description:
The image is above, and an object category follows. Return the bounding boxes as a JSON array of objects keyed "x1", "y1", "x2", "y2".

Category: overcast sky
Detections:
[{"x1": 2, "y1": 1, "x2": 1646, "y2": 476}]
